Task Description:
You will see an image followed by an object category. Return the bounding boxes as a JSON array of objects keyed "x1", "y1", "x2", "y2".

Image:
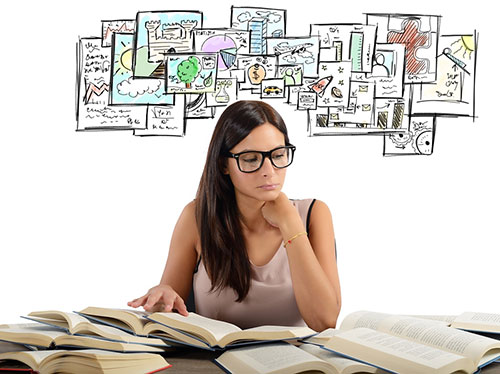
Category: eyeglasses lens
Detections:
[{"x1": 238, "y1": 147, "x2": 292, "y2": 172}]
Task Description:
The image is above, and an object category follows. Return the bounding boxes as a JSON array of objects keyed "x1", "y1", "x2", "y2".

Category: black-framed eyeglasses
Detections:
[{"x1": 227, "y1": 145, "x2": 296, "y2": 173}]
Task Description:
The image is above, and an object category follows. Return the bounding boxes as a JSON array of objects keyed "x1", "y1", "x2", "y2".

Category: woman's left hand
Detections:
[{"x1": 261, "y1": 192, "x2": 298, "y2": 229}]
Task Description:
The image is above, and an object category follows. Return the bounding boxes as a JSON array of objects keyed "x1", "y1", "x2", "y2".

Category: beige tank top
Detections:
[{"x1": 192, "y1": 199, "x2": 316, "y2": 329}]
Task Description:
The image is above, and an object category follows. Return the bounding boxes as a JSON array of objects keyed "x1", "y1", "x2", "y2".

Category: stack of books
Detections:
[{"x1": 1, "y1": 307, "x2": 499, "y2": 373}]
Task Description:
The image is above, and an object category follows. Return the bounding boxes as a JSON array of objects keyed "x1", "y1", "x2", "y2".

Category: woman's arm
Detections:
[
  {"x1": 262, "y1": 194, "x2": 341, "y2": 331},
  {"x1": 128, "y1": 201, "x2": 199, "y2": 315}
]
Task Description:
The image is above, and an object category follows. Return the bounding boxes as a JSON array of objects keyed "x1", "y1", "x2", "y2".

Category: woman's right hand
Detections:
[{"x1": 127, "y1": 284, "x2": 189, "y2": 316}]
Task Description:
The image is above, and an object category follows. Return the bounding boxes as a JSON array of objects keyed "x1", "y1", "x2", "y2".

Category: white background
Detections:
[{"x1": 1, "y1": 0, "x2": 498, "y2": 325}]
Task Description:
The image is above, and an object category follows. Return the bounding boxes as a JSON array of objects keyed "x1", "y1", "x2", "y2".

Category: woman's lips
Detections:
[{"x1": 258, "y1": 184, "x2": 279, "y2": 190}]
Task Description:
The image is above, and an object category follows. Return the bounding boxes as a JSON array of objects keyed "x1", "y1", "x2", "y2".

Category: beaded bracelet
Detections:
[{"x1": 283, "y1": 231, "x2": 307, "y2": 248}]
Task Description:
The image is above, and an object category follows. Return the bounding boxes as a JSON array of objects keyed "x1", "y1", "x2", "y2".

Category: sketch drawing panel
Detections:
[
  {"x1": 193, "y1": 28, "x2": 250, "y2": 77},
  {"x1": 101, "y1": 20, "x2": 135, "y2": 48},
  {"x1": 230, "y1": 6, "x2": 287, "y2": 41},
  {"x1": 310, "y1": 24, "x2": 377, "y2": 73},
  {"x1": 260, "y1": 79, "x2": 286, "y2": 99},
  {"x1": 367, "y1": 13, "x2": 441, "y2": 83},
  {"x1": 367, "y1": 43, "x2": 405, "y2": 99},
  {"x1": 267, "y1": 36, "x2": 320, "y2": 77},
  {"x1": 312, "y1": 61, "x2": 351, "y2": 108},
  {"x1": 133, "y1": 11, "x2": 203, "y2": 79},
  {"x1": 134, "y1": 96, "x2": 185, "y2": 137},
  {"x1": 76, "y1": 37, "x2": 147, "y2": 131},
  {"x1": 412, "y1": 32, "x2": 477, "y2": 118},
  {"x1": 236, "y1": 55, "x2": 278, "y2": 90},
  {"x1": 110, "y1": 33, "x2": 174, "y2": 106},
  {"x1": 383, "y1": 115, "x2": 436, "y2": 156},
  {"x1": 277, "y1": 64, "x2": 304, "y2": 87},
  {"x1": 165, "y1": 53, "x2": 217, "y2": 94},
  {"x1": 185, "y1": 94, "x2": 216, "y2": 119},
  {"x1": 206, "y1": 78, "x2": 238, "y2": 107}
]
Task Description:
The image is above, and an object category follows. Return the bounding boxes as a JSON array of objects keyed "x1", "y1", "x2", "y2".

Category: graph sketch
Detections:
[{"x1": 76, "y1": 8, "x2": 478, "y2": 156}]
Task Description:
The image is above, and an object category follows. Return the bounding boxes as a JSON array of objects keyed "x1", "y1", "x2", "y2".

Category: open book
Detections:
[
  {"x1": 23, "y1": 310, "x2": 168, "y2": 347},
  {"x1": 215, "y1": 341, "x2": 390, "y2": 374},
  {"x1": 0, "y1": 324, "x2": 166, "y2": 353},
  {"x1": 78, "y1": 307, "x2": 316, "y2": 350},
  {"x1": 409, "y1": 312, "x2": 500, "y2": 335},
  {"x1": 306, "y1": 311, "x2": 500, "y2": 374},
  {"x1": 77, "y1": 306, "x2": 153, "y2": 336},
  {"x1": 0, "y1": 349, "x2": 170, "y2": 374},
  {"x1": 147, "y1": 311, "x2": 316, "y2": 349}
]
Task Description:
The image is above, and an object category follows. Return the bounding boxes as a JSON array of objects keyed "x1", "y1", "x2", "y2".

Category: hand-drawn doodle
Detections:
[
  {"x1": 110, "y1": 33, "x2": 174, "y2": 105},
  {"x1": 185, "y1": 94, "x2": 215, "y2": 119},
  {"x1": 412, "y1": 32, "x2": 477, "y2": 118},
  {"x1": 206, "y1": 78, "x2": 238, "y2": 107},
  {"x1": 231, "y1": 7, "x2": 286, "y2": 42},
  {"x1": 367, "y1": 13, "x2": 440, "y2": 83},
  {"x1": 194, "y1": 29, "x2": 250, "y2": 74},
  {"x1": 310, "y1": 24, "x2": 377, "y2": 73},
  {"x1": 165, "y1": 53, "x2": 217, "y2": 93},
  {"x1": 367, "y1": 43, "x2": 405, "y2": 98},
  {"x1": 76, "y1": 8, "x2": 477, "y2": 156},
  {"x1": 77, "y1": 37, "x2": 146, "y2": 130},
  {"x1": 134, "y1": 96, "x2": 186, "y2": 137},
  {"x1": 267, "y1": 36, "x2": 320, "y2": 77},
  {"x1": 236, "y1": 55, "x2": 278, "y2": 91},
  {"x1": 312, "y1": 61, "x2": 351, "y2": 108},
  {"x1": 383, "y1": 115, "x2": 436, "y2": 156},
  {"x1": 278, "y1": 65, "x2": 304, "y2": 87},
  {"x1": 261, "y1": 79, "x2": 286, "y2": 99},
  {"x1": 133, "y1": 11, "x2": 203, "y2": 78},
  {"x1": 101, "y1": 20, "x2": 135, "y2": 47}
]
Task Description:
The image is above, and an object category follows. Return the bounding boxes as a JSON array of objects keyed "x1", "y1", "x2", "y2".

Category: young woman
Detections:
[{"x1": 128, "y1": 100, "x2": 341, "y2": 331}]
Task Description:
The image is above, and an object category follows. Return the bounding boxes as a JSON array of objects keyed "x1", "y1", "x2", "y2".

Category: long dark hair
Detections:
[{"x1": 195, "y1": 100, "x2": 290, "y2": 301}]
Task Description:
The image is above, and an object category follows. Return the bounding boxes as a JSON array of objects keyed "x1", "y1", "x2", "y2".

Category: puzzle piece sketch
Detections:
[{"x1": 367, "y1": 13, "x2": 440, "y2": 83}]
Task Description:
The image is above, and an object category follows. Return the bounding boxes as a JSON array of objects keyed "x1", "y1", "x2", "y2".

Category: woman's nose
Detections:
[{"x1": 260, "y1": 156, "x2": 276, "y2": 176}]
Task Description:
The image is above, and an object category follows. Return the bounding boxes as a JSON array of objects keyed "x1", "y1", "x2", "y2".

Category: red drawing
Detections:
[{"x1": 387, "y1": 18, "x2": 430, "y2": 75}]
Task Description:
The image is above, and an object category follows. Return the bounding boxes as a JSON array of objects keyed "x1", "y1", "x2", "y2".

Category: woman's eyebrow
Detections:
[{"x1": 238, "y1": 145, "x2": 286, "y2": 152}]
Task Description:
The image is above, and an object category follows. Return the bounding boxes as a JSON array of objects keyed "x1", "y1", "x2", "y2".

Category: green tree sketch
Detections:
[{"x1": 177, "y1": 56, "x2": 201, "y2": 89}]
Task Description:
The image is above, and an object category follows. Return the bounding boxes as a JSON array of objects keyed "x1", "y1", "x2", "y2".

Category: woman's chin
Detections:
[{"x1": 257, "y1": 189, "x2": 282, "y2": 201}]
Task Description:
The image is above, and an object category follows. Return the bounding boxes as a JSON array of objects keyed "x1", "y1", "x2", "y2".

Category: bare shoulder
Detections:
[
  {"x1": 173, "y1": 200, "x2": 201, "y2": 255},
  {"x1": 308, "y1": 199, "x2": 334, "y2": 238},
  {"x1": 310, "y1": 199, "x2": 332, "y2": 221}
]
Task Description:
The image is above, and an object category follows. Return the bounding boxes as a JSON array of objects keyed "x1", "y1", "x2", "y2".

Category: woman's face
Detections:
[{"x1": 226, "y1": 123, "x2": 287, "y2": 203}]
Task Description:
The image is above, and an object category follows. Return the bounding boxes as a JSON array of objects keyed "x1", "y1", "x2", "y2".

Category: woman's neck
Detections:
[{"x1": 235, "y1": 193, "x2": 272, "y2": 233}]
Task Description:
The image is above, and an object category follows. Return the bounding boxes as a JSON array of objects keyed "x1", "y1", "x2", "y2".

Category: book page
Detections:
[
  {"x1": 378, "y1": 316, "x2": 500, "y2": 367},
  {"x1": 340, "y1": 311, "x2": 500, "y2": 367},
  {"x1": 300, "y1": 343, "x2": 389, "y2": 373},
  {"x1": 27, "y1": 310, "x2": 89, "y2": 332},
  {"x1": 324, "y1": 327, "x2": 474, "y2": 374},
  {"x1": 216, "y1": 342, "x2": 334, "y2": 374},
  {"x1": 452, "y1": 313, "x2": 500, "y2": 333},
  {"x1": 407, "y1": 315, "x2": 458, "y2": 324},
  {"x1": 339, "y1": 311, "x2": 396, "y2": 331},
  {"x1": 0, "y1": 325, "x2": 67, "y2": 347},
  {"x1": 148, "y1": 312, "x2": 241, "y2": 345},
  {"x1": 304, "y1": 328, "x2": 339, "y2": 345},
  {"x1": 0, "y1": 350, "x2": 60, "y2": 369},
  {"x1": 219, "y1": 325, "x2": 316, "y2": 347},
  {"x1": 78, "y1": 307, "x2": 151, "y2": 334}
]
